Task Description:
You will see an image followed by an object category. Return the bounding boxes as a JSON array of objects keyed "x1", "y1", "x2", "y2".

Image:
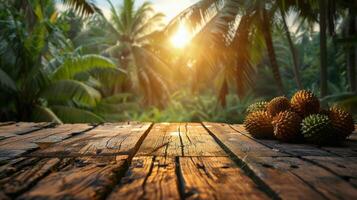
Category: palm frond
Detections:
[
  {"x1": 0, "y1": 68, "x2": 17, "y2": 92},
  {"x1": 51, "y1": 105, "x2": 104, "y2": 123},
  {"x1": 52, "y1": 55, "x2": 115, "y2": 80},
  {"x1": 31, "y1": 105, "x2": 62, "y2": 124},
  {"x1": 41, "y1": 80, "x2": 101, "y2": 107},
  {"x1": 61, "y1": 0, "x2": 101, "y2": 17}
]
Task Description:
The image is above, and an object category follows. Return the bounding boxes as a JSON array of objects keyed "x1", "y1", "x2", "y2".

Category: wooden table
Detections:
[{"x1": 1, "y1": 122, "x2": 357, "y2": 200}]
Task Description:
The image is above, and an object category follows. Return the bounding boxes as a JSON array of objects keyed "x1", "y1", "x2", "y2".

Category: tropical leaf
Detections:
[
  {"x1": 51, "y1": 105, "x2": 104, "y2": 123},
  {"x1": 41, "y1": 80, "x2": 101, "y2": 107},
  {"x1": 100, "y1": 93, "x2": 134, "y2": 104},
  {"x1": 0, "y1": 68, "x2": 17, "y2": 92},
  {"x1": 31, "y1": 105, "x2": 63, "y2": 124},
  {"x1": 61, "y1": 0, "x2": 102, "y2": 16},
  {"x1": 52, "y1": 54, "x2": 115, "y2": 80}
]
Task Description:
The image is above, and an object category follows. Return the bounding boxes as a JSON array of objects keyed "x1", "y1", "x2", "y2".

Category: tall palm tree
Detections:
[
  {"x1": 0, "y1": 0, "x2": 116, "y2": 123},
  {"x1": 319, "y1": 0, "x2": 328, "y2": 97},
  {"x1": 162, "y1": 0, "x2": 287, "y2": 103},
  {"x1": 80, "y1": 0, "x2": 172, "y2": 106},
  {"x1": 278, "y1": 2, "x2": 303, "y2": 89}
]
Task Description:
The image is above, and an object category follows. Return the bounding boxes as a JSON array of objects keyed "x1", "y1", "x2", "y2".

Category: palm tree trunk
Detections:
[
  {"x1": 218, "y1": 78, "x2": 228, "y2": 107},
  {"x1": 261, "y1": 9, "x2": 285, "y2": 95},
  {"x1": 347, "y1": 7, "x2": 357, "y2": 92},
  {"x1": 279, "y1": 6, "x2": 303, "y2": 89},
  {"x1": 319, "y1": 0, "x2": 328, "y2": 97}
]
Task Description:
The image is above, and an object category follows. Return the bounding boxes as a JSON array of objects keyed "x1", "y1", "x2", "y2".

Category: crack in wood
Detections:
[
  {"x1": 229, "y1": 124, "x2": 357, "y2": 189},
  {"x1": 178, "y1": 125, "x2": 185, "y2": 157},
  {"x1": 202, "y1": 123, "x2": 281, "y2": 200}
]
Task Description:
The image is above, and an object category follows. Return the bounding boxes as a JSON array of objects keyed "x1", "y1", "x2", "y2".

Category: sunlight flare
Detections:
[{"x1": 170, "y1": 23, "x2": 192, "y2": 49}]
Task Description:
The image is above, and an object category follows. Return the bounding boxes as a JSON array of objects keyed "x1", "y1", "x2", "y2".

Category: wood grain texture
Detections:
[
  {"x1": 0, "y1": 157, "x2": 61, "y2": 196},
  {"x1": 261, "y1": 156, "x2": 357, "y2": 199},
  {"x1": 0, "y1": 122, "x2": 49, "y2": 135},
  {"x1": 203, "y1": 122, "x2": 326, "y2": 200},
  {"x1": 19, "y1": 156, "x2": 127, "y2": 200},
  {"x1": 108, "y1": 156, "x2": 179, "y2": 200},
  {"x1": 0, "y1": 124, "x2": 92, "y2": 160},
  {"x1": 0, "y1": 122, "x2": 49, "y2": 141},
  {"x1": 231, "y1": 124, "x2": 334, "y2": 157},
  {"x1": 303, "y1": 156, "x2": 357, "y2": 187},
  {"x1": 137, "y1": 123, "x2": 226, "y2": 156},
  {"x1": 32, "y1": 123, "x2": 152, "y2": 157},
  {"x1": 202, "y1": 123, "x2": 287, "y2": 157},
  {"x1": 179, "y1": 157, "x2": 269, "y2": 200},
  {"x1": 1, "y1": 122, "x2": 357, "y2": 200}
]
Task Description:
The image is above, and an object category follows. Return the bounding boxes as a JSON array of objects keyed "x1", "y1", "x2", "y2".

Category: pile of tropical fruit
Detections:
[{"x1": 244, "y1": 90, "x2": 355, "y2": 145}]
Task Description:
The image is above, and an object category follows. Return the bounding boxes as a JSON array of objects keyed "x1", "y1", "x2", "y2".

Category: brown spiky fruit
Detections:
[
  {"x1": 267, "y1": 96, "x2": 291, "y2": 117},
  {"x1": 244, "y1": 111, "x2": 274, "y2": 139},
  {"x1": 291, "y1": 90, "x2": 320, "y2": 117},
  {"x1": 272, "y1": 111, "x2": 302, "y2": 142},
  {"x1": 328, "y1": 107, "x2": 355, "y2": 140}
]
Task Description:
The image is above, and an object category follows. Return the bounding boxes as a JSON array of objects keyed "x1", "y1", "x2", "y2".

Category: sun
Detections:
[{"x1": 170, "y1": 23, "x2": 192, "y2": 49}]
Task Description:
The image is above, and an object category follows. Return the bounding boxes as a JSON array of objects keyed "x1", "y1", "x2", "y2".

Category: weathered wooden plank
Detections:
[
  {"x1": 0, "y1": 122, "x2": 15, "y2": 127},
  {"x1": 32, "y1": 123, "x2": 152, "y2": 157},
  {"x1": 203, "y1": 122, "x2": 326, "y2": 200},
  {"x1": 0, "y1": 124, "x2": 92, "y2": 160},
  {"x1": 261, "y1": 156, "x2": 357, "y2": 199},
  {"x1": 0, "y1": 122, "x2": 49, "y2": 141},
  {"x1": 205, "y1": 122, "x2": 357, "y2": 199},
  {"x1": 303, "y1": 156, "x2": 357, "y2": 187},
  {"x1": 231, "y1": 124, "x2": 334, "y2": 157},
  {"x1": 321, "y1": 141, "x2": 357, "y2": 157},
  {"x1": 233, "y1": 125, "x2": 357, "y2": 189},
  {"x1": 0, "y1": 157, "x2": 61, "y2": 196},
  {"x1": 0, "y1": 122, "x2": 49, "y2": 136},
  {"x1": 334, "y1": 127, "x2": 357, "y2": 157},
  {"x1": 233, "y1": 124, "x2": 357, "y2": 157},
  {"x1": 108, "y1": 156, "x2": 180, "y2": 200},
  {"x1": 18, "y1": 156, "x2": 127, "y2": 200},
  {"x1": 137, "y1": 123, "x2": 226, "y2": 156},
  {"x1": 230, "y1": 124, "x2": 357, "y2": 187},
  {"x1": 179, "y1": 157, "x2": 269, "y2": 200},
  {"x1": 202, "y1": 123, "x2": 287, "y2": 157}
]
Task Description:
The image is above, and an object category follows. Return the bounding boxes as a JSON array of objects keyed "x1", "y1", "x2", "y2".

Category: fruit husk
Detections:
[
  {"x1": 291, "y1": 90, "x2": 320, "y2": 118},
  {"x1": 267, "y1": 96, "x2": 291, "y2": 117},
  {"x1": 273, "y1": 111, "x2": 302, "y2": 142},
  {"x1": 244, "y1": 111, "x2": 274, "y2": 139}
]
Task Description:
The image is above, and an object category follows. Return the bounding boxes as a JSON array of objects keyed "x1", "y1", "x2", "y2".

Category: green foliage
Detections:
[
  {"x1": 52, "y1": 55, "x2": 116, "y2": 80},
  {"x1": 31, "y1": 105, "x2": 62, "y2": 124},
  {"x1": 99, "y1": 90, "x2": 255, "y2": 123},
  {"x1": 51, "y1": 105, "x2": 104, "y2": 123},
  {"x1": 41, "y1": 80, "x2": 101, "y2": 107},
  {"x1": 0, "y1": 0, "x2": 356, "y2": 124},
  {"x1": 0, "y1": 68, "x2": 17, "y2": 92}
]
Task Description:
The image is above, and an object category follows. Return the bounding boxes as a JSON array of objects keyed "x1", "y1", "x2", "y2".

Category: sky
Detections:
[{"x1": 95, "y1": 0, "x2": 199, "y2": 22}]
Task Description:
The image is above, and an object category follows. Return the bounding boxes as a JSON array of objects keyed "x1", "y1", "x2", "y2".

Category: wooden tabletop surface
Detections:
[{"x1": 1, "y1": 122, "x2": 357, "y2": 200}]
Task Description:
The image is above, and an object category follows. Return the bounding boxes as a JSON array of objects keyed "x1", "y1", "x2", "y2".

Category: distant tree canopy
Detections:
[{"x1": 0, "y1": 0, "x2": 356, "y2": 123}]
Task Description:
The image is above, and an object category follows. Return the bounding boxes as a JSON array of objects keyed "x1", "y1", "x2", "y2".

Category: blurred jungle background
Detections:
[{"x1": 0, "y1": 0, "x2": 356, "y2": 123}]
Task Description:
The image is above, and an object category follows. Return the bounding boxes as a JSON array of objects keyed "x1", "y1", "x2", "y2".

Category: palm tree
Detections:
[
  {"x1": 0, "y1": 0, "x2": 117, "y2": 123},
  {"x1": 61, "y1": 0, "x2": 101, "y2": 16},
  {"x1": 278, "y1": 2, "x2": 303, "y2": 89},
  {"x1": 162, "y1": 0, "x2": 287, "y2": 104},
  {"x1": 78, "y1": 0, "x2": 172, "y2": 106},
  {"x1": 319, "y1": 0, "x2": 328, "y2": 97}
]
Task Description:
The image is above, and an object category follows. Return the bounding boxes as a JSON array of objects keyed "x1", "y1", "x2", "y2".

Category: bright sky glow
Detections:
[
  {"x1": 95, "y1": 0, "x2": 199, "y2": 22},
  {"x1": 170, "y1": 23, "x2": 192, "y2": 49}
]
